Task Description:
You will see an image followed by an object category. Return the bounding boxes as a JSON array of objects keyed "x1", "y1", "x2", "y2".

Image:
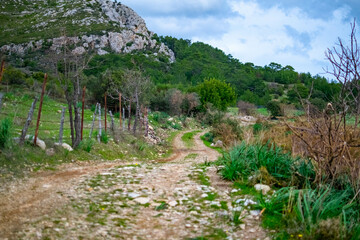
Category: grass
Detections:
[
  {"x1": 200, "y1": 134, "x2": 223, "y2": 154},
  {"x1": 257, "y1": 107, "x2": 270, "y2": 116},
  {"x1": 181, "y1": 130, "x2": 201, "y2": 148},
  {"x1": 218, "y1": 141, "x2": 360, "y2": 239}
]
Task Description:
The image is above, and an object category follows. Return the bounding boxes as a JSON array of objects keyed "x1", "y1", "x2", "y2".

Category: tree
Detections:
[
  {"x1": 266, "y1": 101, "x2": 283, "y2": 118},
  {"x1": 47, "y1": 36, "x2": 91, "y2": 148},
  {"x1": 108, "y1": 69, "x2": 152, "y2": 135},
  {"x1": 196, "y1": 78, "x2": 236, "y2": 111}
]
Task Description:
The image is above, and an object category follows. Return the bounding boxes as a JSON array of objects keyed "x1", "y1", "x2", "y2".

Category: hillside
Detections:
[{"x1": 0, "y1": 0, "x2": 174, "y2": 61}]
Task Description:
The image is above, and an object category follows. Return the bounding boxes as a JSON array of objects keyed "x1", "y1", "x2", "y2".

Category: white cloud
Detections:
[
  {"x1": 121, "y1": 0, "x2": 354, "y2": 76},
  {"x1": 193, "y1": 1, "x2": 352, "y2": 75}
]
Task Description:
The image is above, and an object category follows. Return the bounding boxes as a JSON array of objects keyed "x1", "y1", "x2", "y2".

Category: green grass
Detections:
[
  {"x1": 181, "y1": 130, "x2": 201, "y2": 148},
  {"x1": 256, "y1": 107, "x2": 270, "y2": 116},
  {"x1": 200, "y1": 134, "x2": 223, "y2": 154}
]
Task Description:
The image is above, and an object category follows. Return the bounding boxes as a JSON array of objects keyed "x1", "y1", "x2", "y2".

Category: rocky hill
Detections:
[{"x1": 0, "y1": 0, "x2": 175, "y2": 61}]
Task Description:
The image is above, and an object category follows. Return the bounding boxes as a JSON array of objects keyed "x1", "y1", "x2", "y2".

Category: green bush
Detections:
[
  {"x1": 203, "y1": 132, "x2": 214, "y2": 143},
  {"x1": 266, "y1": 101, "x2": 283, "y2": 118},
  {"x1": 196, "y1": 78, "x2": 237, "y2": 111},
  {"x1": 80, "y1": 139, "x2": 95, "y2": 152},
  {"x1": 100, "y1": 131, "x2": 109, "y2": 144},
  {"x1": 218, "y1": 142, "x2": 310, "y2": 183},
  {"x1": 0, "y1": 118, "x2": 11, "y2": 149}
]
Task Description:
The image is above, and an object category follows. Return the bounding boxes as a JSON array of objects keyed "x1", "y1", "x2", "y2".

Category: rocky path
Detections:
[{"x1": 0, "y1": 131, "x2": 268, "y2": 240}]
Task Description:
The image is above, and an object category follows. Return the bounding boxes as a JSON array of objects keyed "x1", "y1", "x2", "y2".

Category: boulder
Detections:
[
  {"x1": 54, "y1": 142, "x2": 74, "y2": 152},
  {"x1": 35, "y1": 138, "x2": 46, "y2": 150}
]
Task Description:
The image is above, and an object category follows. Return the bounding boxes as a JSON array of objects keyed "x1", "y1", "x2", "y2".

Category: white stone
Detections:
[
  {"x1": 168, "y1": 200, "x2": 177, "y2": 207},
  {"x1": 61, "y1": 143, "x2": 73, "y2": 151},
  {"x1": 254, "y1": 184, "x2": 271, "y2": 195},
  {"x1": 128, "y1": 192, "x2": 140, "y2": 198},
  {"x1": 35, "y1": 138, "x2": 46, "y2": 150},
  {"x1": 134, "y1": 197, "x2": 150, "y2": 204},
  {"x1": 240, "y1": 224, "x2": 246, "y2": 230}
]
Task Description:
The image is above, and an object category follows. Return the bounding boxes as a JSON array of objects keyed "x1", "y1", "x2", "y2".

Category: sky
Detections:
[{"x1": 120, "y1": 0, "x2": 360, "y2": 77}]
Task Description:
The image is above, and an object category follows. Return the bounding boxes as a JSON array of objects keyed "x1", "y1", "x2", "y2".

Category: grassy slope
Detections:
[{"x1": 0, "y1": 0, "x2": 123, "y2": 45}]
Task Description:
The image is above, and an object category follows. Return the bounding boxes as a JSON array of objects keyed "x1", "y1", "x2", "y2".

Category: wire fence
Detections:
[{"x1": 0, "y1": 88, "x2": 150, "y2": 145}]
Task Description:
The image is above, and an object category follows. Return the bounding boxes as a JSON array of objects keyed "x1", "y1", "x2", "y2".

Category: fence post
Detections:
[
  {"x1": 97, "y1": 103, "x2": 102, "y2": 143},
  {"x1": 89, "y1": 103, "x2": 98, "y2": 139},
  {"x1": 119, "y1": 93, "x2": 122, "y2": 130},
  {"x1": 109, "y1": 110, "x2": 114, "y2": 132},
  {"x1": 81, "y1": 86, "x2": 86, "y2": 140},
  {"x1": 128, "y1": 99, "x2": 131, "y2": 131},
  {"x1": 122, "y1": 107, "x2": 125, "y2": 130},
  {"x1": 19, "y1": 97, "x2": 38, "y2": 145},
  {"x1": 104, "y1": 92, "x2": 107, "y2": 132},
  {"x1": 34, "y1": 73, "x2": 47, "y2": 145},
  {"x1": 145, "y1": 107, "x2": 149, "y2": 137},
  {"x1": 0, "y1": 60, "x2": 5, "y2": 84},
  {"x1": 59, "y1": 107, "x2": 66, "y2": 144}
]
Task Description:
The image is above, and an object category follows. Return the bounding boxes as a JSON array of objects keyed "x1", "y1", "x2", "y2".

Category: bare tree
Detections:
[
  {"x1": 286, "y1": 19, "x2": 360, "y2": 199},
  {"x1": 47, "y1": 35, "x2": 92, "y2": 147},
  {"x1": 325, "y1": 19, "x2": 360, "y2": 134},
  {"x1": 108, "y1": 69, "x2": 152, "y2": 135}
]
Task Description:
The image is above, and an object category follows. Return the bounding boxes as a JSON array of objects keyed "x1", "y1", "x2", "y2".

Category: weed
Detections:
[
  {"x1": 155, "y1": 202, "x2": 168, "y2": 211},
  {"x1": 0, "y1": 118, "x2": 11, "y2": 149},
  {"x1": 79, "y1": 139, "x2": 95, "y2": 152},
  {"x1": 100, "y1": 131, "x2": 108, "y2": 144}
]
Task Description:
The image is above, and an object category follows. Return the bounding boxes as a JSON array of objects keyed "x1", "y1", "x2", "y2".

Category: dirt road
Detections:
[{"x1": 0, "y1": 131, "x2": 268, "y2": 239}]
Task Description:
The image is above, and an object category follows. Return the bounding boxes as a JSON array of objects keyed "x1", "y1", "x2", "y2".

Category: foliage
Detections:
[
  {"x1": 100, "y1": 131, "x2": 108, "y2": 144},
  {"x1": 211, "y1": 118, "x2": 242, "y2": 146},
  {"x1": 0, "y1": 118, "x2": 11, "y2": 149},
  {"x1": 80, "y1": 139, "x2": 95, "y2": 152},
  {"x1": 218, "y1": 142, "x2": 311, "y2": 184},
  {"x1": 3, "y1": 66, "x2": 27, "y2": 85},
  {"x1": 266, "y1": 101, "x2": 283, "y2": 118},
  {"x1": 196, "y1": 78, "x2": 236, "y2": 111},
  {"x1": 203, "y1": 132, "x2": 214, "y2": 143},
  {"x1": 237, "y1": 101, "x2": 256, "y2": 115}
]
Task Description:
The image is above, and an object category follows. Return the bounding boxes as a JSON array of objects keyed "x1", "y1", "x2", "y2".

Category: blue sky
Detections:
[{"x1": 120, "y1": 0, "x2": 359, "y2": 77}]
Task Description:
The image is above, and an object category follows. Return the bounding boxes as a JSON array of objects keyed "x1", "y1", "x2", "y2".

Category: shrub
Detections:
[
  {"x1": 237, "y1": 100, "x2": 256, "y2": 115},
  {"x1": 80, "y1": 139, "x2": 95, "y2": 152},
  {"x1": 100, "y1": 131, "x2": 109, "y2": 144},
  {"x1": 197, "y1": 78, "x2": 237, "y2": 111},
  {"x1": 0, "y1": 118, "x2": 11, "y2": 149},
  {"x1": 266, "y1": 101, "x2": 283, "y2": 118},
  {"x1": 203, "y1": 132, "x2": 214, "y2": 143},
  {"x1": 218, "y1": 142, "x2": 309, "y2": 184},
  {"x1": 211, "y1": 118, "x2": 242, "y2": 146}
]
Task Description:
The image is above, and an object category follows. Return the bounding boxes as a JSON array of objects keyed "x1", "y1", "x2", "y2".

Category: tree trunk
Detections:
[
  {"x1": 133, "y1": 90, "x2": 140, "y2": 135},
  {"x1": 73, "y1": 102, "x2": 81, "y2": 147},
  {"x1": 128, "y1": 99, "x2": 132, "y2": 131},
  {"x1": 65, "y1": 93, "x2": 75, "y2": 146}
]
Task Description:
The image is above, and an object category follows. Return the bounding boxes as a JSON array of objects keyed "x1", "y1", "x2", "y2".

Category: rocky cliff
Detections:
[{"x1": 0, "y1": 0, "x2": 175, "y2": 62}]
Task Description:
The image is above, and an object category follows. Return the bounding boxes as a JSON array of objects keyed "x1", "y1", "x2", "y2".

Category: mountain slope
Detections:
[{"x1": 0, "y1": 0, "x2": 174, "y2": 61}]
